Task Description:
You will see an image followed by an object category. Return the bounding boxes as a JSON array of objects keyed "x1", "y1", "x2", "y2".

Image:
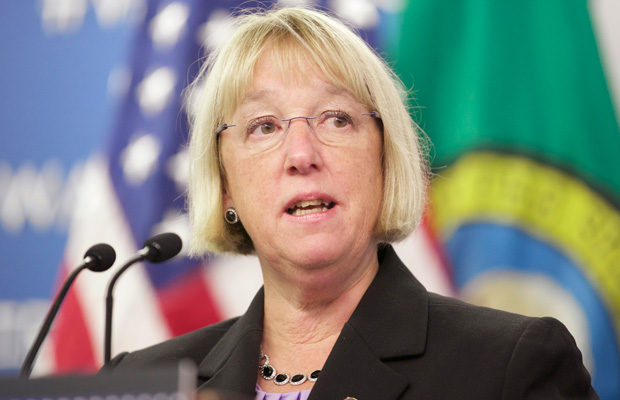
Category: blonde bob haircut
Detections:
[{"x1": 187, "y1": 6, "x2": 428, "y2": 256}]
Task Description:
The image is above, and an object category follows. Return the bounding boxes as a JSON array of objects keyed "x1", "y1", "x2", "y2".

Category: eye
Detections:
[
  {"x1": 258, "y1": 122, "x2": 276, "y2": 134},
  {"x1": 247, "y1": 116, "x2": 280, "y2": 136},
  {"x1": 332, "y1": 116, "x2": 348, "y2": 128},
  {"x1": 323, "y1": 111, "x2": 353, "y2": 129}
]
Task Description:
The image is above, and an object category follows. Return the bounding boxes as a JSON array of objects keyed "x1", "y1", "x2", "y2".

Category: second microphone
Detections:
[{"x1": 103, "y1": 232, "x2": 183, "y2": 364}]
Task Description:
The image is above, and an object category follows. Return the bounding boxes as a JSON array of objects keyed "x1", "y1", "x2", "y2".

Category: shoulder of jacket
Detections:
[
  {"x1": 105, "y1": 316, "x2": 241, "y2": 370},
  {"x1": 425, "y1": 292, "x2": 536, "y2": 339}
]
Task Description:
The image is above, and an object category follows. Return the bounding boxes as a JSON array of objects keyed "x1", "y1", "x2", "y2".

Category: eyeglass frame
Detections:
[{"x1": 215, "y1": 111, "x2": 382, "y2": 138}]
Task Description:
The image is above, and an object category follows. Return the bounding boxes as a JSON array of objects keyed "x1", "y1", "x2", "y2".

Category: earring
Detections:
[{"x1": 225, "y1": 208, "x2": 239, "y2": 224}]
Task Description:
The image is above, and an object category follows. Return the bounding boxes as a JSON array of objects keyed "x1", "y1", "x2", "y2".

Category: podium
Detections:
[{"x1": 0, "y1": 362, "x2": 195, "y2": 400}]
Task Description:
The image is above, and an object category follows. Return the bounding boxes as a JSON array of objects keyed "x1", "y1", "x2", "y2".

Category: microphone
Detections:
[
  {"x1": 104, "y1": 232, "x2": 182, "y2": 364},
  {"x1": 19, "y1": 243, "x2": 116, "y2": 379}
]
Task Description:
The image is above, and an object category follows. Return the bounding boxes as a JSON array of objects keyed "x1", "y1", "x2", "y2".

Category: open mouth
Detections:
[{"x1": 286, "y1": 199, "x2": 335, "y2": 216}]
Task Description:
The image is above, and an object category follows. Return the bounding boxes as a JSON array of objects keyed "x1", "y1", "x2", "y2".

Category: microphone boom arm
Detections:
[
  {"x1": 103, "y1": 233, "x2": 181, "y2": 364},
  {"x1": 104, "y1": 249, "x2": 149, "y2": 364},
  {"x1": 18, "y1": 242, "x2": 116, "y2": 379},
  {"x1": 19, "y1": 264, "x2": 89, "y2": 378}
]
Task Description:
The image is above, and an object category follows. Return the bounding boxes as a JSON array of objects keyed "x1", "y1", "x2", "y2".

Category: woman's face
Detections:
[{"x1": 219, "y1": 53, "x2": 384, "y2": 274}]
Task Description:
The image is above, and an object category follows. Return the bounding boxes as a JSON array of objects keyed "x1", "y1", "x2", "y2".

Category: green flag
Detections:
[{"x1": 392, "y1": 1, "x2": 620, "y2": 398}]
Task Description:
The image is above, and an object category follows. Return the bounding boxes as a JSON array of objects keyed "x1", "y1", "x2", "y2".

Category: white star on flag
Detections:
[
  {"x1": 149, "y1": 2, "x2": 190, "y2": 49},
  {"x1": 135, "y1": 67, "x2": 177, "y2": 116},
  {"x1": 198, "y1": 9, "x2": 235, "y2": 51},
  {"x1": 120, "y1": 133, "x2": 161, "y2": 185}
]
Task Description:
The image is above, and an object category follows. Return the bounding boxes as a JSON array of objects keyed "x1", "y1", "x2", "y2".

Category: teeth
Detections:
[
  {"x1": 297, "y1": 199, "x2": 324, "y2": 208},
  {"x1": 292, "y1": 206, "x2": 329, "y2": 216},
  {"x1": 288, "y1": 199, "x2": 332, "y2": 216}
]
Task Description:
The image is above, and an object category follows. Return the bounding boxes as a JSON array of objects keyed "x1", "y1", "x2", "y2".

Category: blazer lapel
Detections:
[
  {"x1": 308, "y1": 323, "x2": 408, "y2": 400},
  {"x1": 196, "y1": 288, "x2": 265, "y2": 398},
  {"x1": 309, "y1": 245, "x2": 430, "y2": 400}
]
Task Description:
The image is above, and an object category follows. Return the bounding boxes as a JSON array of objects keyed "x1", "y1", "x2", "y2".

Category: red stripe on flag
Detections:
[
  {"x1": 421, "y1": 211, "x2": 455, "y2": 288},
  {"x1": 156, "y1": 267, "x2": 223, "y2": 337},
  {"x1": 51, "y1": 274, "x2": 98, "y2": 373}
]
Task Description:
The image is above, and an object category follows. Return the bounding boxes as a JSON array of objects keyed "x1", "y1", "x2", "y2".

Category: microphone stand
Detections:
[
  {"x1": 104, "y1": 248, "x2": 150, "y2": 364},
  {"x1": 19, "y1": 264, "x2": 89, "y2": 378}
]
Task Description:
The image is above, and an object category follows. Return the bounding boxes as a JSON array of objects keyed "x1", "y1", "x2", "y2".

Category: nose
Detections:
[{"x1": 283, "y1": 117, "x2": 323, "y2": 174}]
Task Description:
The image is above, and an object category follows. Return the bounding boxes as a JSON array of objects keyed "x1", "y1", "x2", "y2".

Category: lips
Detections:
[{"x1": 286, "y1": 199, "x2": 335, "y2": 216}]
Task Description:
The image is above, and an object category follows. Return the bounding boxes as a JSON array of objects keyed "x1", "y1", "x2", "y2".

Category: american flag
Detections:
[{"x1": 40, "y1": 0, "x2": 451, "y2": 374}]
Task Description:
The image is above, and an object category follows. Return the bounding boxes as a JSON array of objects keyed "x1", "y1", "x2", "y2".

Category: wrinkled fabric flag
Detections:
[{"x1": 393, "y1": 1, "x2": 620, "y2": 398}]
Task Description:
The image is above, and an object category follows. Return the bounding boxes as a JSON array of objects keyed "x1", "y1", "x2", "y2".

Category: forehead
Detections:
[
  {"x1": 241, "y1": 83, "x2": 357, "y2": 108},
  {"x1": 234, "y1": 52, "x2": 361, "y2": 115}
]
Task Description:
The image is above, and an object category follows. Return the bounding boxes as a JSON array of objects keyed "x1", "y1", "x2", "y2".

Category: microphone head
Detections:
[
  {"x1": 84, "y1": 243, "x2": 116, "y2": 272},
  {"x1": 142, "y1": 232, "x2": 182, "y2": 263}
]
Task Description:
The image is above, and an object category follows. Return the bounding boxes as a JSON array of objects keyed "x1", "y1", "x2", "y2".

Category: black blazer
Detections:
[{"x1": 106, "y1": 245, "x2": 598, "y2": 399}]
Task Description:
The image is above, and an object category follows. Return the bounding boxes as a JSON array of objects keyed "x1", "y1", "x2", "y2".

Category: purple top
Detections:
[{"x1": 255, "y1": 385, "x2": 312, "y2": 400}]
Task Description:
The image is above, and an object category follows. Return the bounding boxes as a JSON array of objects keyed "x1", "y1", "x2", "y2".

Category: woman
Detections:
[{"x1": 106, "y1": 7, "x2": 598, "y2": 399}]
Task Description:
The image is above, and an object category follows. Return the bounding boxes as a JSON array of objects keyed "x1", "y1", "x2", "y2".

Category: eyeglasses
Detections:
[{"x1": 216, "y1": 109, "x2": 381, "y2": 151}]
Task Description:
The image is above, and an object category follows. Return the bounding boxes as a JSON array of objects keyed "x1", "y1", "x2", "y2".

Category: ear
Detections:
[{"x1": 222, "y1": 180, "x2": 235, "y2": 210}]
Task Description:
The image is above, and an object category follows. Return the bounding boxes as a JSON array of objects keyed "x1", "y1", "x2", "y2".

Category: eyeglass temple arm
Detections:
[
  {"x1": 216, "y1": 123, "x2": 236, "y2": 136},
  {"x1": 362, "y1": 111, "x2": 381, "y2": 119}
]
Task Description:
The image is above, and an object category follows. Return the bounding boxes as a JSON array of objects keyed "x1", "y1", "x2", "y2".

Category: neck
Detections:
[{"x1": 259, "y1": 245, "x2": 379, "y2": 368}]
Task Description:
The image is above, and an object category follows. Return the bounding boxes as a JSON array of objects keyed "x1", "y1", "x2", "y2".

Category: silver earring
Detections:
[{"x1": 225, "y1": 208, "x2": 239, "y2": 224}]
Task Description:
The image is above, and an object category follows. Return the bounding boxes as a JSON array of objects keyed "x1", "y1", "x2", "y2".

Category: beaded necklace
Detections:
[{"x1": 259, "y1": 350, "x2": 321, "y2": 386}]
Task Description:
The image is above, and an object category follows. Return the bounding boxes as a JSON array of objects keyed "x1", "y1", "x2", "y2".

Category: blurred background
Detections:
[{"x1": 0, "y1": 0, "x2": 618, "y2": 398}]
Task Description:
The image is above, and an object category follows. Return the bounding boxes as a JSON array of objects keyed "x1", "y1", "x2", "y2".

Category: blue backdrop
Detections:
[{"x1": 0, "y1": 0, "x2": 133, "y2": 373}]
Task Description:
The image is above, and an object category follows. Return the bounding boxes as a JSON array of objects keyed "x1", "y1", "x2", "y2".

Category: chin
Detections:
[{"x1": 284, "y1": 238, "x2": 356, "y2": 269}]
